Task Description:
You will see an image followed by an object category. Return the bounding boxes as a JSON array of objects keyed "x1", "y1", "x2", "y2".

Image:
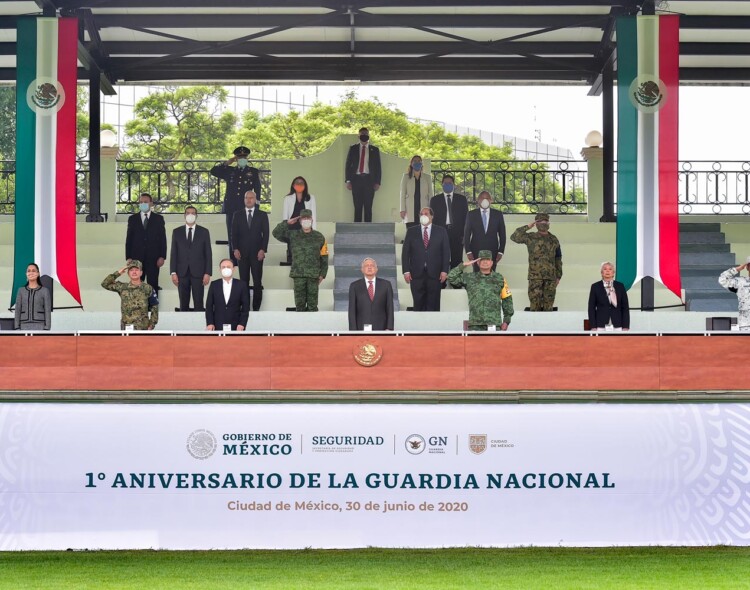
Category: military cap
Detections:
[
  {"x1": 233, "y1": 146, "x2": 250, "y2": 157},
  {"x1": 127, "y1": 259, "x2": 143, "y2": 270},
  {"x1": 535, "y1": 213, "x2": 550, "y2": 222},
  {"x1": 478, "y1": 250, "x2": 493, "y2": 260},
  {"x1": 299, "y1": 209, "x2": 313, "y2": 218}
]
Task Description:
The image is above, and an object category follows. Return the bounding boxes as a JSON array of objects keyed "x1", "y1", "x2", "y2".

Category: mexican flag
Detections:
[
  {"x1": 615, "y1": 15, "x2": 681, "y2": 299},
  {"x1": 13, "y1": 16, "x2": 81, "y2": 305}
]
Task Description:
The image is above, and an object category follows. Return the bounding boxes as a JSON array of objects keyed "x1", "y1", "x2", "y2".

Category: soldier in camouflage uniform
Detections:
[
  {"x1": 101, "y1": 260, "x2": 159, "y2": 330},
  {"x1": 718, "y1": 257, "x2": 750, "y2": 331},
  {"x1": 510, "y1": 212, "x2": 563, "y2": 311},
  {"x1": 448, "y1": 250, "x2": 514, "y2": 331},
  {"x1": 272, "y1": 209, "x2": 328, "y2": 311}
]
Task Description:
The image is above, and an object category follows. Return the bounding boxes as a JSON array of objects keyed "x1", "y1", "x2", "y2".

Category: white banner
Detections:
[{"x1": 1, "y1": 403, "x2": 749, "y2": 549}]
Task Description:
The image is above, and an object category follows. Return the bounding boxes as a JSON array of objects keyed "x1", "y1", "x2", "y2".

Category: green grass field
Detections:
[{"x1": 1, "y1": 547, "x2": 749, "y2": 590}]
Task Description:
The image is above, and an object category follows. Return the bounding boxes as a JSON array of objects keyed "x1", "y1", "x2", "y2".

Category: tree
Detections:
[
  {"x1": 0, "y1": 87, "x2": 16, "y2": 161},
  {"x1": 230, "y1": 92, "x2": 514, "y2": 162},
  {"x1": 120, "y1": 86, "x2": 237, "y2": 209}
]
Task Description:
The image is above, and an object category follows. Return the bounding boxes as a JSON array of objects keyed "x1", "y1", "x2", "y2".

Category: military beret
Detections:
[
  {"x1": 535, "y1": 213, "x2": 550, "y2": 222},
  {"x1": 299, "y1": 209, "x2": 313, "y2": 218},
  {"x1": 478, "y1": 250, "x2": 493, "y2": 260},
  {"x1": 233, "y1": 146, "x2": 250, "y2": 157},
  {"x1": 127, "y1": 260, "x2": 143, "y2": 270}
]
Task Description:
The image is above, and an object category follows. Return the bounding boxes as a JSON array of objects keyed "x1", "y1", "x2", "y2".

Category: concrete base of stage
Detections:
[{"x1": 6, "y1": 309, "x2": 741, "y2": 333}]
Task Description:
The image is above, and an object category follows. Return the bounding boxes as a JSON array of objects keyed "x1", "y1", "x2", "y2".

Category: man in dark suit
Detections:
[
  {"x1": 169, "y1": 206, "x2": 212, "y2": 311},
  {"x1": 125, "y1": 192, "x2": 167, "y2": 292},
  {"x1": 231, "y1": 190, "x2": 269, "y2": 312},
  {"x1": 402, "y1": 207, "x2": 451, "y2": 311},
  {"x1": 464, "y1": 190, "x2": 506, "y2": 272},
  {"x1": 348, "y1": 257, "x2": 394, "y2": 330},
  {"x1": 430, "y1": 174, "x2": 468, "y2": 271},
  {"x1": 345, "y1": 127, "x2": 382, "y2": 222},
  {"x1": 205, "y1": 259, "x2": 249, "y2": 331},
  {"x1": 588, "y1": 261, "x2": 630, "y2": 331},
  {"x1": 210, "y1": 146, "x2": 262, "y2": 264}
]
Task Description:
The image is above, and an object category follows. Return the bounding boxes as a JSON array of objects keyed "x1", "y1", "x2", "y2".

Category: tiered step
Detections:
[
  {"x1": 680, "y1": 223, "x2": 737, "y2": 311},
  {"x1": 332, "y1": 223, "x2": 399, "y2": 311}
]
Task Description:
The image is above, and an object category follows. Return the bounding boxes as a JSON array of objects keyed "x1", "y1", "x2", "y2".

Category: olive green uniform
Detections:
[
  {"x1": 448, "y1": 265, "x2": 514, "y2": 330},
  {"x1": 273, "y1": 221, "x2": 329, "y2": 311},
  {"x1": 101, "y1": 272, "x2": 159, "y2": 329},
  {"x1": 510, "y1": 225, "x2": 563, "y2": 311}
]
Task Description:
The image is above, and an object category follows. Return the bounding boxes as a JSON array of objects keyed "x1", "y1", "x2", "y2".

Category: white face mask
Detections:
[
  {"x1": 420, "y1": 215, "x2": 430, "y2": 226},
  {"x1": 237, "y1": 158, "x2": 248, "y2": 168},
  {"x1": 479, "y1": 199, "x2": 490, "y2": 210},
  {"x1": 185, "y1": 214, "x2": 197, "y2": 224},
  {"x1": 221, "y1": 267, "x2": 233, "y2": 278},
  {"x1": 301, "y1": 219, "x2": 313, "y2": 229}
]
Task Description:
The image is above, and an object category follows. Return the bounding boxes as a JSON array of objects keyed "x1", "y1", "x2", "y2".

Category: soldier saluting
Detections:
[
  {"x1": 272, "y1": 209, "x2": 328, "y2": 312},
  {"x1": 511, "y1": 212, "x2": 563, "y2": 311},
  {"x1": 448, "y1": 250, "x2": 514, "y2": 331},
  {"x1": 101, "y1": 260, "x2": 159, "y2": 330},
  {"x1": 211, "y1": 146, "x2": 262, "y2": 264}
]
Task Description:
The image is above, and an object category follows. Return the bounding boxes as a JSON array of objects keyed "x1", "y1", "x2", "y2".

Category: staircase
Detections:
[
  {"x1": 332, "y1": 223, "x2": 400, "y2": 312},
  {"x1": 680, "y1": 223, "x2": 737, "y2": 311}
]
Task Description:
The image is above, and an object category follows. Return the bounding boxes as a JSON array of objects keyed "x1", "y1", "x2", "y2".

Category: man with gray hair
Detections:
[
  {"x1": 718, "y1": 257, "x2": 750, "y2": 331},
  {"x1": 348, "y1": 257, "x2": 394, "y2": 330},
  {"x1": 588, "y1": 261, "x2": 630, "y2": 331}
]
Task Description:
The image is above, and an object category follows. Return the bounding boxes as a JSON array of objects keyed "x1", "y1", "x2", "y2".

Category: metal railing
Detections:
[
  {"x1": 431, "y1": 159, "x2": 587, "y2": 214},
  {"x1": 116, "y1": 159, "x2": 271, "y2": 214},
  {"x1": 2, "y1": 158, "x2": 750, "y2": 216}
]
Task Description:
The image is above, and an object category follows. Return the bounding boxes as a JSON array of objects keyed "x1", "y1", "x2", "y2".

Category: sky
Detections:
[{"x1": 306, "y1": 84, "x2": 750, "y2": 162}]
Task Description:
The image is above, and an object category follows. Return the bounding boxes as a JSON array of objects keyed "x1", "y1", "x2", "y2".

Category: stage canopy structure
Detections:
[{"x1": 1, "y1": 1, "x2": 750, "y2": 95}]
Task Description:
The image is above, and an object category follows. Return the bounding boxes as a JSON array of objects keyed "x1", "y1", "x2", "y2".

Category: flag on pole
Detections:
[
  {"x1": 13, "y1": 16, "x2": 81, "y2": 305},
  {"x1": 615, "y1": 14, "x2": 681, "y2": 299}
]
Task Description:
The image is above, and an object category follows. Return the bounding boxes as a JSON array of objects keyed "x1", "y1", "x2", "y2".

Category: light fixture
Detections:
[
  {"x1": 585, "y1": 130, "x2": 603, "y2": 148},
  {"x1": 100, "y1": 129, "x2": 117, "y2": 148}
]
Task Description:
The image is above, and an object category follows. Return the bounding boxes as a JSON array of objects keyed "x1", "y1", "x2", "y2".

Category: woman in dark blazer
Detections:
[
  {"x1": 14, "y1": 263, "x2": 51, "y2": 331},
  {"x1": 588, "y1": 261, "x2": 630, "y2": 331}
]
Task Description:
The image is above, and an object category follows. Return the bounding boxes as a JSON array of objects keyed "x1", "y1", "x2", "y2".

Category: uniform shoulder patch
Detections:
[
  {"x1": 320, "y1": 240, "x2": 329, "y2": 256},
  {"x1": 501, "y1": 278, "x2": 512, "y2": 299}
]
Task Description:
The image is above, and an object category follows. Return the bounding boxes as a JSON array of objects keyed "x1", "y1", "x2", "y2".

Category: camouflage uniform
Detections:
[
  {"x1": 273, "y1": 213, "x2": 328, "y2": 311},
  {"x1": 448, "y1": 253, "x2": 514, "y2": 331},
  {"x1": 101, "y1": 262, "x2": 159, "y2": 330},
  {"x1": 718, "y1": 267, "x2": 750, "y2": 331},
  {"x1": 510, "y1": 215, "x2": 562, "y2": 311}
]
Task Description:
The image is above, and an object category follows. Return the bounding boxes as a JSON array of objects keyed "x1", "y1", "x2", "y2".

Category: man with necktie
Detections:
[
  {"x1": 464, "y1": 191, "x2": 506, "y2": 272},
  {"x1": 125, "y1": 192, "x2": 167, "y2": 293},
  {"x1": 348, "y1": 257, "x2": 394, "y2": 331},
  {"x1": 170, "y1": 206, "x2": 212, "y2": 311},
  {"x1": 345, "y1": 127, "x2": 382, "y2": 222},
  {"x1": 231, "y1": 190, "x2": 269, "y2": 312},
  {"x1": 430, "y1": 174, "x2": 468, "y2": 271},
  {"x1": 588, "y1": 261, "x2": 630, "y2": 330},
  {"x1": 402, "y1": 207, "x2": 450, "y2": 311}
]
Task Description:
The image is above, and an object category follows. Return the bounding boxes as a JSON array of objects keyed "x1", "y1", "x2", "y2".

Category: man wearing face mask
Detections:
[
  {"x1": 511, "y1": 212, "x2": 563, "y2": 311},
  {"x1": 210, "y1": 146, "x2": 262, "y2": 263},
  {"x1": 718, "y1": 256, "x2": 750, "y2": 331},
  {"x1": 464, "y1": 191, "x2": 506, "y2": 272},
  {"x1": 273, "y1": 209, "x2": 329, "y2": 311},
  {"x1": 345, "y1": 127, "x2": 382, "y2": 223},
  {"x1": 125, "y1": 192, "x2": 167, "y2": 293},
  {"x1": 101, "y1": 260, "x2": 159, "y2": 331},
  {"x1": 231, "y1": 191, "x2": 269, "y2": 312},
  {"x1": 205, "y1": 259, "x2": 249, "y2": 331},
  {"x1": 401, "y1": 207, "x2": 450, "y2": 311},
  {"x1": 430, "y1": 174, "x2": 468, "y2": 272},
  {"x1": 169, "y1": 206, "x2": 212, "y2": 311}
]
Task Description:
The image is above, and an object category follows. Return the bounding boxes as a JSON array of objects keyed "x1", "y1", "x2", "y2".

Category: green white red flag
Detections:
[
  {"x1": 13, "y1": 16, "x2": 81, "y2": 305},
  {"x1": 615, "y1": 15, "x2": 681, "y2": 299}
]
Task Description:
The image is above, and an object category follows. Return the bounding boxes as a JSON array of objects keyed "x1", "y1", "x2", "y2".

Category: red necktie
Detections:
[
  {"x1": 358, "y1": 145, "x2": 366, "y2": 174},
  {"x1": 423, "y1": 227, "x2": 429, "y2": 248},
  {"x1": 368, "y1": 280, "x2": 374, "y2": 301}
]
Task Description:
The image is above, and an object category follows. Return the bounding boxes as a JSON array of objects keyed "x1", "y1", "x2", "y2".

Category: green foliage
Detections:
[
  {"x1": 0, "y1": 547, "x2": 749, "y2": 590},
  {"x1": 230, "y1": 92, "x2": 514, "y2": 162},
  {"x1": 122, "y1": 86, "x2": 236, "y2": 161},
  {"x1": 0, "y1": 86, "x2": 15, "y2": 160}
]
